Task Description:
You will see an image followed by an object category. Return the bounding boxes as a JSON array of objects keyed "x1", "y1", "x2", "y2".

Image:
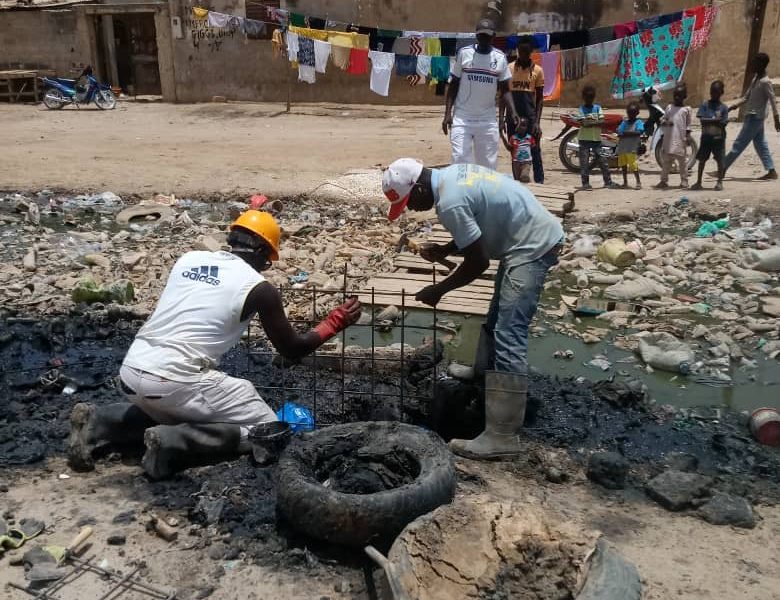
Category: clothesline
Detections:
[
  {"x1": 195, "y1": 4, "x2": 719, "y2": 100},
  {"x1": 241, "y1": 0, "x2": 739, "y2": 37}
]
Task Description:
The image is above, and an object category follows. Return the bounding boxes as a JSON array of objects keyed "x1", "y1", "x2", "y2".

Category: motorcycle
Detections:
[
  {"x1": 40, "y1": 66, "x2": 116, "y2": 110},
  {"x1": 554, "y1": 87, "x2": 697, "y2": 174}
]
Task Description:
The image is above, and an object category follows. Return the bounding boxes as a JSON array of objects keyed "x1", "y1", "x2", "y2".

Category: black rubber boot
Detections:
[
  {"x1": 68, "y1": 402, "x2": 155, "y2": 471},
  {"x1": 472, "y1": 324, "x2": 495, "y2": 379},
  {"x1": 142, "y1": 423, "x2": 242, "y2": 480}
]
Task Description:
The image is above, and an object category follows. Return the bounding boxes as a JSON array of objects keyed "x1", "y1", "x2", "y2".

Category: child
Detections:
[
  {"x1": 576, "y1": 85, "x2": 618, "y2": 190},
  {"x1": 655, "y1": 82, "x2": 692, "y2": 189},
  {"x1": 692, "y1": 80, "x2": 729, "y2": 191},
  {"x1": 501, "y1": 117, "x2": 535, "y2": 183},
  {"x1": 616, "y1": 102, "x2": 644, "y2": 189}
]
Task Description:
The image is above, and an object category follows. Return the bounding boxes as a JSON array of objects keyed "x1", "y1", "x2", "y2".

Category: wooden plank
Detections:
[
  {"x1": 394, "y1": 255, "x2": 499, "y2": 277},
  {"x1": 367, "y1": 271, "x2": 496, "y2": 289},
  {"x1": 356, "y1": 293, "x2": 489, "y2": 315},
  {"x1": 364, "y1": 278, "x2": 495, "y2": 301}
]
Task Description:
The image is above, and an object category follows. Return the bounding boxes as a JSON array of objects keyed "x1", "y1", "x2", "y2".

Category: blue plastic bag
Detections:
[{"x1": 276, "y1": 402, "x2": 315, "y2": 432}]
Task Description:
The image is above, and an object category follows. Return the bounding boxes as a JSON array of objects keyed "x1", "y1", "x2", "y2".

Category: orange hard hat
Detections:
[{"x1": 230, "y1": 210, "x2": 280, "y2": 261}]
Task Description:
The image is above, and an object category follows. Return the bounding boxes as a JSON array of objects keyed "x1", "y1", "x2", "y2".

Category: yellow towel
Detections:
[
  {"x1": 192, "y1": 7, "x2": 208, "y2": 19},
  {"x1": 289, "y1": 26, "x2": 329, "y2": 42},
  {"x1": 327, "y1": 31, "x2": 369, "y2": 49}
]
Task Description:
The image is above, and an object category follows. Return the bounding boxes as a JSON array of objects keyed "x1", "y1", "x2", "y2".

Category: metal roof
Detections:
[{"x1": 0, "y1": 0, "x2": 91, "y2": 10}]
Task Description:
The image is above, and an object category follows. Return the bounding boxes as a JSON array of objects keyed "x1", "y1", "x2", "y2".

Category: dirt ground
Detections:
[
  {"x1": 2, "y1": 99, "x2": 780, "y2": 600},
  {"x1": 2, "y1": 100, "x2": 780, "y2": 215}
]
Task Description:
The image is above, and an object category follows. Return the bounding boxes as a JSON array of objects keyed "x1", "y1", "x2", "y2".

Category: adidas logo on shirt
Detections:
[{"x1": 182, "y1": 265, "x2": 221, "y2": 286}]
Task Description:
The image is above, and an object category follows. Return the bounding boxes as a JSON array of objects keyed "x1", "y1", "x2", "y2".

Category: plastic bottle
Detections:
[{"x1": 276, "y1": 402, "x2": 315, "y2": 432}]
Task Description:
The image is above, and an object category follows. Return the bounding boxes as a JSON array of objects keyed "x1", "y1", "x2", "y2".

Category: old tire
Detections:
[
  {"x1": 276, "y1": 421, "x2": 456, "y2": 547},
  {"x1": 576, "y1": 539, "x2": 642, "y2": 600}
]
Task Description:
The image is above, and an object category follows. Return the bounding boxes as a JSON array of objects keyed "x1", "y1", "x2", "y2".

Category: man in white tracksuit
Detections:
[
  {"x1": 68, "y1": 210, "x2": 361, "y2": 479},
  {"x1": 442, "y1": 18, "x2": 520, "y2": 169}
]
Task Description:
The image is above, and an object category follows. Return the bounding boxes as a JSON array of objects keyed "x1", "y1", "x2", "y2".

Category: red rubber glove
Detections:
[{"x1": 314, "y1": 297, "x2": 362, "y2": 342}]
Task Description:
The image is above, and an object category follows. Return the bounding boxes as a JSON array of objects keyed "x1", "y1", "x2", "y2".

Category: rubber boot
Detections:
[
  {"x1": 142, "y1": 423, "x2": 242, "y2": 480},
  {"x1": 472, "y1": 324, "x2": 495, "y2": 379},
  {"x1": 68, "y1": 402, "x2": 155, "y2": 471},
  {"x1": 449, "y1": 371, "x2": 527, "y2": 460}
]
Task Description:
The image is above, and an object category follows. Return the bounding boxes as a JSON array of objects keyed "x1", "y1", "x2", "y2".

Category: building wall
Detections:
[
  {"x1": 2, "y1": 0, "x2": 778, "y2": 106},
  {"x1": 0, "y1": 8, "x2": 90, "y2": 74}
]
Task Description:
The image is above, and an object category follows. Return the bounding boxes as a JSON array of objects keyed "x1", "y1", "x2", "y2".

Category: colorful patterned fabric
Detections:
[
  {"x1": 611, "y1": 18, "x2": 695, "y2": 99},
  {"x1": 691, "y1": 5, "x2": 718, "y2": 50}
]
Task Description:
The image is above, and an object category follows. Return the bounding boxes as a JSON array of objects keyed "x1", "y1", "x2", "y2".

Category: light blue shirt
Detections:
[{"x1": 432, "y1": 164, "x2": 564, "y2": 263}]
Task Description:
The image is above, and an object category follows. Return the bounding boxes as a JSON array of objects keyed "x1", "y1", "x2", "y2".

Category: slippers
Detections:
[{"x1": 0, "y1": 518, "x2": 45, "y2": 552}]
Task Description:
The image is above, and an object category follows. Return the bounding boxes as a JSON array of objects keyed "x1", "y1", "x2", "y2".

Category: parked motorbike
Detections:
[
  {"x1": 40, "y1": 66, "x2": 116, "y2": 110},
  {"x1": 554, "y1": 87, "x2": 697, "y2": 173}
]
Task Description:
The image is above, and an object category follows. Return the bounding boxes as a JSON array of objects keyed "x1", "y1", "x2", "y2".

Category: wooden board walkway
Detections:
[{"x1": 362, "y1": 180, "x2": 576, "y2": 315}]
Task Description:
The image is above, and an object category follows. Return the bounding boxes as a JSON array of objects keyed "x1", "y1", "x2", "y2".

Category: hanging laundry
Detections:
[
  {"x1": 309, "y1": 17, "x2": 326, "y2": 30},
  {"x1": 207, "y1": 11, "x2": 230, "y2": 29},
  {"x1": 659, "y1": 12, "x2": 683, "y2": 26},
  {"x1": 298, "y1": 36, "x2": 315, "y2": 67},
  {"x1": 331, "y1": 45, "x2": 351, "y2": 70},
  {"x1": 271, "y1": 9, "x2": 289, "y2": 26},
  {"x1": 561, "y1": 47, "x2": 587, "y2": 81},
  {"x1": 585, "y1": 38, "x2": 623, "y2": 66},
  {"x1": 691, "y1": 5, "x2": 718, "y2": 50},
  {"x1": 286, "y1": 32, "x2": 299, "y2": 63},
  {"x1": 506, "y1": 35, "x2": 519, "y2": 50},
  {"x1": 290, "y1": 13, "x2": 306, "y2": 28},
  {"x1": 357, "y1": 27, "x2": 379, "y2": 51},
  {"x1": 550, "y1": 30, "x2": 589, "y2": 50},
  {"x1": 416, "y1": 55, "x2": 432, "y2": 78},
  {"x1": 614, "y1": 21, "x2": 638, "y2": 39},
  {"x1": 493, "y1": 36, "x2": 508, "y2": 51},
  {"x1": 314, "y1": 40, "x2": 331, "y2": 73},
  {"x1": 611, "y1": 18, "x2": 696, "y2": 99},
  {"x1": 683, "y1": 5, "x2": 706, "y2": 30},
  {"x1": 347, "y1": 48, "x2": 369, "y2": 75},
  {"x1": 289, "y1": 26, "x2": 328, "y2": 42},
  {"x1": 440, "y1": 38, "x2": 457, "y2": 57},
  {"x1": 326, "y1": 20, "x2": 344, "y2": 31},
  {"x1": 192, "y1": 7, "x2": 208, "y2": 19},
  {"x1": 588, "y1": 25, "x2": 615, "y2": 45},
  {"x1": 298, "y1": 64, "x2": 316, "y2": 84},
  {"x1": 272, "y1": 28, "x2": 284, "y2": 59},
  {"x1": 532, "y1": 52, "x2": 561, "y2": 101},
  {"x1": 637, "y1": 16, "x2": 660, "y2": 32},
  {"x1": 425, "y1": 37, "x2": 442, "y2": 56},
  {"x1": 395, "y1": 54, "x2": 418, "y2": 77},
  {"x1": 392, "y1": 37, "x2": 411, "y2": 55},
  {"x1": 242, "y1": 19, "x2": 266, "y2": 39},
  {"x1": 375, "y1": 29, "x2": 401, "y2": 52},
  {"x1": 430, "y1": 55, "x2": 451, "y2": 81},
  {"x1": 407, "y1": 36, "x2": 424, "y2": 56},
  {"x1": 532, "y1": 33, "x2": 550, "y2": 53},
  {"x1": 327, "y1": 31, "x2": 370, "y2": 49},
  {"x1": 368, "y1": 50, "x2": 394, "y2": 96}
]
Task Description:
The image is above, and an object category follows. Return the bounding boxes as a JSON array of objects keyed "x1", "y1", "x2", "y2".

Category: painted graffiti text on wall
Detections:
[
  {"x1": 510, "y1": 12, "x2": 584, "y2": 32},
  {"x1": 184, "y1": 18, "x2": 236, "y2": 52}
]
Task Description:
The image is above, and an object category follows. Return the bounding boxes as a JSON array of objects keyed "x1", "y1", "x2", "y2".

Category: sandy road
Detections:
[{"x1": 2, "y1": 100, "x2": 779, "y2": 214}]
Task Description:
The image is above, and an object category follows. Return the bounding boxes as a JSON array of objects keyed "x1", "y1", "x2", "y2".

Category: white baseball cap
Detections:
[{"x1": 382, "y1": 158, "x2": 424, "y2": 221}]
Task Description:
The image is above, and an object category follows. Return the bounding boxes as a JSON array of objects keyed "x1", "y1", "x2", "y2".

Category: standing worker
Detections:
[
  {"x1": 500, "y1": 35, "x2": 546, "y2": 183},
  {"x1": 382, "y1": 159, "x2": 563, "y2": 459},
  {"x1": 443, "y1": 18, "x2": 520, "y2": 170},
  {"x1": 722, "y1": 53, "x2": 780, "y2": 181},
  {"x1": 68, "y1": 210, "x2": 361, "y2": 479}
]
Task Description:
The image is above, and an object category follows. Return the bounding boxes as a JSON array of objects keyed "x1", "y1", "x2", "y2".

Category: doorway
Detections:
[{"x1": 98, "y1": 12, "x2": 161, "y2": 96}]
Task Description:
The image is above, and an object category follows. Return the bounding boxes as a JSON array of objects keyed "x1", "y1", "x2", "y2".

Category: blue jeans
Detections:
[
  {"x1": 724, "y1": 114, "x2": 775, "y2": 172},
  {"x1": 485, "y1": 246, "x2": 560, "y2": 375}
]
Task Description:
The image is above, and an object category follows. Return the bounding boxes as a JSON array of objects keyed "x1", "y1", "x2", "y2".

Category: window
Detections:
[{"x1": 245, "y1": 0, "x2": 280, "y2": 40}]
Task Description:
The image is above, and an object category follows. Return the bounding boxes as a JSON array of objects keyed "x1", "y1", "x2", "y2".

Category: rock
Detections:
[
  {"x1": 112, "y1": 510, "x2": 136, "y2": 525},
  {"x1": 587, "y1": 452, "x2": 629, "y2": 490},
  {"x1": 115, "y1": 203, "x2": 174, "y2": 225},
  {"x1": 610, "y1": 209, "x2": 635, "y2": 222},
  {"x1": 107, "y1": 534, "x2": 126, "y2": 545},
  {"x1": 664, "y1": 452, "x2": 699, "y2": 472},
  {"x1": 194, "y1": 235, "x2": 223, "y2": 253},
  {"x1": 645, "y1": 470, "x2": 713, "y2": 511},
  {"x1": 698, "y1": 493, "x2": 756, "y2": 529},
  {"x1": 447, "y1": 363, "x2": 475, "y2": 380},
  {"x1": 207, "y1": 543, "x2": 226, "y2": 560},
  {"x1": 121, "y1": 251, "x2": 147, "y2": 270},
  {"x1": 543, "y1": 466, "x2": 567, "y2": 484},
  {"x1": 376, "y1": 305, "x2": 399, "y2": 321},
  {"x1": 83, "y1": 253, "x2": 111, "y2": 268},
  {"x1": 7, "y1": 549, "x2": 24, "y2": 565},
  {"x1": 23, "y1": 248, "x2": 37, "y2": 271}
]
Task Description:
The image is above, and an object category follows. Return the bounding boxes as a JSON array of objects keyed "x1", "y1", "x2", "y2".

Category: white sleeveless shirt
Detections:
[{"x1": 123, "y1": 251, "x2": 265, "y2": 381}]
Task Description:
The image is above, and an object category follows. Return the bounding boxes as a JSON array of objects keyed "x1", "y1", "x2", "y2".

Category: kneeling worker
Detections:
[
  {"x1": 69, "y1": 210, "x2": 361, "y2": 479},
  {"x1": 383, "y1": 159, "x2": 563, "y2": 459}
]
